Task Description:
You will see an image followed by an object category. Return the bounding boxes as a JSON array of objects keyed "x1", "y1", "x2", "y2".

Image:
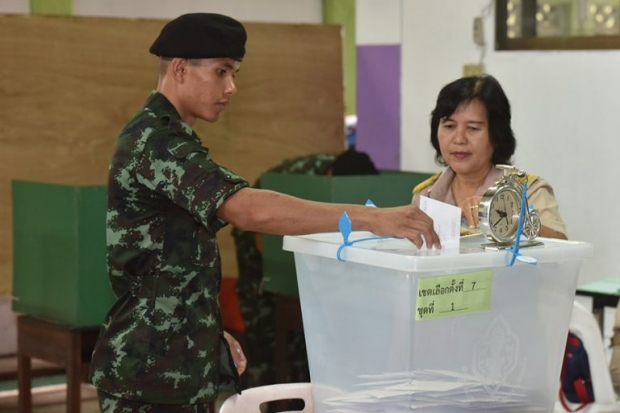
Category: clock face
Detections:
[{"x1": 488, "y1": 188, "x2": 521, "y2": 241}]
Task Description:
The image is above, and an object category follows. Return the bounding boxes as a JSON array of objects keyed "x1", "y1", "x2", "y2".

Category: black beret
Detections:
[{"x1": 149, "y1": 13, "x2": 246, "y2": 61}]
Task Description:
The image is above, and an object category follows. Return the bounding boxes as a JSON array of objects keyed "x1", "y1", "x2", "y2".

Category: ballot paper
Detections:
[
  {"x1": 419, "y1": 196, "x2": 461, "y2": 253},
  {"x1": 319, "y1": 370, "x2": 546, "y2": 412}
]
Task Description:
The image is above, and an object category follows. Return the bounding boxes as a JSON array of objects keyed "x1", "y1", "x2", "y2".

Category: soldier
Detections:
[
  {"x1": 232, "y1": 150, "x2": 379, "y2": 388},
  {"x1": 89, "y1": 12, "x2": 440, "y2": 412}
]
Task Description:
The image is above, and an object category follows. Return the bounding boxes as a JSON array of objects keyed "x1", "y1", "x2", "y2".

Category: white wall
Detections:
[
  {"x1": 0, "y1": 295, "x2": 17, "y2": 355},
  {"x1": 356, "y1": 0, "x2": 401, "y2": 44},
  {"x1": 401, "y1": 0, "x2": 620, "y2": 284},
  {"x1": 72, "y1": 0, "x2": 322, "y2": 23},
  {"x1": 0, "y1": 0, "x2": 27, "y2": 13},
  {"x1": 0, "y1": 0, "x2": 322, "y2": 23}
]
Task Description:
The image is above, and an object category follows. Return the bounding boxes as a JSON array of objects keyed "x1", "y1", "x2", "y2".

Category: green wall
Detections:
[
  {"x1": 323, "y1": 0, "x2": 356, "y2": 116},
  {"x1": 30, "y1": 0, "x2": 72, "y2": 15}
]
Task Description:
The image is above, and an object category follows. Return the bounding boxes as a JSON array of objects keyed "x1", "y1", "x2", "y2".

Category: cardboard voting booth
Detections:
[
  {"x1": 284, "y1": 232, "x2": 592, "y2": 412},
  {"x1": 12, "y1": 181, "x2": 115, "y2": 326},
  {"x1": 261, "y1": 170, "x2": 432, "y2": 296}
]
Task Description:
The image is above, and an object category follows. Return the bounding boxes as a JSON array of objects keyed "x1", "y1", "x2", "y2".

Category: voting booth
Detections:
[
  {"x1": 284, "y1": 232, "x2": 592, "y2": 412},
  {"x1": 12, "y1": 180, "x2": 115, "y2": 326}
]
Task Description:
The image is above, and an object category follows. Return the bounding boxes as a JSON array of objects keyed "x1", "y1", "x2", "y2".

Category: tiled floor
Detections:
[
  {"x1": 0, "y1": 384, "x2": 99, "y2": 413},
  {"x1": 0, "y1": 384, "x2": 233, "y2": 413},
  {"x1": 0, "y1": 353, "x2": 234, "y2": 412}
]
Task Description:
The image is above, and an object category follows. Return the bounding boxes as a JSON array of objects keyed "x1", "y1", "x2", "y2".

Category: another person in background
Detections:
[
  {"x1": 232, "y1": 149, "x2": 379, "y2": 388},
  {"x1": 608, "y1": 307, "x2": 620, "y2": 394},
  {"x1": 89, "y1": 12, "x2": 441, "y2": 412},
  {"x1": 412, "y1": 74, "x2": 567, "y2": 239}
]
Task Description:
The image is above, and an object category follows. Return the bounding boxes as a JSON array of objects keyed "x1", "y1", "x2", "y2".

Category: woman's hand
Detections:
[
  {"x1": 458, "y1": 195, "x2": 482, "y2": 230},
  {"x1": 224, "y1": 331, "x2": 247, "y2": 375}
]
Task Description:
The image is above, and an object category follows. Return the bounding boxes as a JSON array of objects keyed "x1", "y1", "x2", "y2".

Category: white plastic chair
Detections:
[
  {"x1": 555, "y1": 301, "x2": 620, "y2": 413},
  {"x1": 219, "y1": 383, "x2": 313, "y2": 413}
]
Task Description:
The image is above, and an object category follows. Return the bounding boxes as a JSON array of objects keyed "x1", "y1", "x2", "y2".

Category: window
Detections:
[{"x1": 496, "y1": 0, "x2": 620, "y2": 49}]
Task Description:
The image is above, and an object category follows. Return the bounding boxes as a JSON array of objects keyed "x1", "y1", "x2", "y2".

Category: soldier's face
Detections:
[{"x1": 179, "y1": 58, "x2": 240, "y2": 124}]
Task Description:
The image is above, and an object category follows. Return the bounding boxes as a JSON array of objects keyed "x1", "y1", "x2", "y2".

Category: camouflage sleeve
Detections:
[
  {"x1": 136, "y1": 135, "x2": 249, "y2": 233},
  {"x1": 264, "y1": 153, "x2": 336, "y2": 176}
]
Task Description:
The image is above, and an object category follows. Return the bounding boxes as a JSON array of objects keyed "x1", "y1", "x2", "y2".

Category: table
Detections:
[
  {"x1": 576, "y1": 278, "x2": 620, "y2": 334},
  {"x1": 17, "y1": 315, "x2": 100, "y2": 413}
]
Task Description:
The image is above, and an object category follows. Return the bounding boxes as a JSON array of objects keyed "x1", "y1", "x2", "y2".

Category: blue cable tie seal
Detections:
[
  {"x1": 506, "y1": 180, "x2": 537, "y2": 267},
  {"x1": 337, "y1": 210, "x2": 395, "y2": 262}
]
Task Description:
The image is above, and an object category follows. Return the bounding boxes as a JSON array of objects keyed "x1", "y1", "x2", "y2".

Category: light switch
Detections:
[{"x1": 473, "y1": 17, "x2": 484, "y2": 46}]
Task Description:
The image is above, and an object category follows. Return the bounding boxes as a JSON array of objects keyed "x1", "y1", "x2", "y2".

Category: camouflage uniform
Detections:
[
  {"x1": 97, "y1": 389, "x2": 210, "y2": 413},
  {"x1": 89, "y1": 91, "x2": 249, "y2": 406},
  {"x1": 232, "y1": 154, "x2": 336, "y2": 388}
]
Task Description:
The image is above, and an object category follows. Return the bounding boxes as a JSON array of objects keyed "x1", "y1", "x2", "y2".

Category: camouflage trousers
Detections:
[{"x1": 97, "y1": 390, "x2": 212, "y2": 413}]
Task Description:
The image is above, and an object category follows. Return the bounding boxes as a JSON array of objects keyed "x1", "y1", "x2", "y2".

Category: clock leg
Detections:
[{"x1": 523, "y1": 210, "x2": 541, "y2": 240}]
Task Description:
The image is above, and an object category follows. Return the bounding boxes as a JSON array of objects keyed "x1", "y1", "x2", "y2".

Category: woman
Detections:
[{"x1": 412, "y1": 74, "x2": 567, "y2": 239}]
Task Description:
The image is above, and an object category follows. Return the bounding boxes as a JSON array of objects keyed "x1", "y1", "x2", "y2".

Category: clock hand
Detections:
[
  {"x1": 493, "y1": 210, "x2": 508, "y2": 228},
  {"x1": 492, "y1": 216, "x2": 503, "y2": 228}
]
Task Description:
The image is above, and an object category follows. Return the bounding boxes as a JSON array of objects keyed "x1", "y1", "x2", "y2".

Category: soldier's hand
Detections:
[
  {"x1": 224, "y1": 331, "x2": 247, "y2": 375},
  {"x1": 371, "y1": 204, "x2": 441, "y2": 250}
]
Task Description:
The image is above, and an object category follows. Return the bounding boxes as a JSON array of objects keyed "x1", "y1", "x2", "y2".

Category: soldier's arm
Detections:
[{"x1": 217, "y1": 187, "x2": 441, "y2": 250}]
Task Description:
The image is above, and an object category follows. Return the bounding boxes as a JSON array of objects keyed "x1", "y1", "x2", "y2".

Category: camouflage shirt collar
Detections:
[{"x1": 145, "y1": 90, "x2": 196, "y2": 138}]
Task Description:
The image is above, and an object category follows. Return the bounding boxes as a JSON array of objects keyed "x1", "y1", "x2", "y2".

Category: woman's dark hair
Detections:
[{"x1": 429, "y1": 74, "x2": 516, "y2": 166}]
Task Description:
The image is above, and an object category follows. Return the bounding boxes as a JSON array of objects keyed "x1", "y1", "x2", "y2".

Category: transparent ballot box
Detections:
[{"x1": 283, "y1": 232, "x2": 592, "y2": 413}]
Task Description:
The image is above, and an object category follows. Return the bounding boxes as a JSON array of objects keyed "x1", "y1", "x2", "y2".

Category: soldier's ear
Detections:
[{"x1": 171, "y1": 58, "x2": 188, "y2": 81}]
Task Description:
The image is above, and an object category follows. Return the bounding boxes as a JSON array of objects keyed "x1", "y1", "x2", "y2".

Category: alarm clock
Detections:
[{"x1": 478, "y1": 165, "x2": 541, "y2": 245}]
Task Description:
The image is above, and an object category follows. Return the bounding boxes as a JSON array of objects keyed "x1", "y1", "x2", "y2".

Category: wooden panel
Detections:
[{"x1": 0, "y1": 15, "x2": 344, "y2": 294}]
